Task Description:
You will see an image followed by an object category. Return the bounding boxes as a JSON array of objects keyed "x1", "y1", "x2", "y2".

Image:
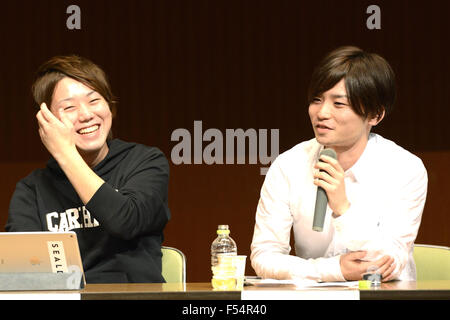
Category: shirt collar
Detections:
[{"x1": 344, "y1": 133, "x2": 377, "y2": 183}]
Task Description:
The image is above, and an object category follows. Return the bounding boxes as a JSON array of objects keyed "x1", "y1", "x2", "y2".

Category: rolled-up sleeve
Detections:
[{"x1": 331, "y1": 157, "x2": 428, "y2": 280}]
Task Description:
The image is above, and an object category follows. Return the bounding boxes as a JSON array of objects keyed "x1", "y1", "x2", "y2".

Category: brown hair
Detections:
[
  {"x1": 31, "y1": 55, "x2": 117, "y2": 116},
  {"x1": 307, "y1": 46, "x2": 396, "y2": 119}
]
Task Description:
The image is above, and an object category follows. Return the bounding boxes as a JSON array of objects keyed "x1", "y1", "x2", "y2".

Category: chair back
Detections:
[
  {"x1": 161, "y1": 246, "x2": 186, "y2": 283},
  {"x1": 413, "y1": 244, "x2": 450, "y2": 280}
]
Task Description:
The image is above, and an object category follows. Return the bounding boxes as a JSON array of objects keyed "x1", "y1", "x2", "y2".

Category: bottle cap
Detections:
[
  {"x1": 362, "y1": 265, "x2": 381, "y2": 287},
  {"x1": 217, "y1": 225, "x2": 230, "y2": 235},
  {"x1": 358, "y1": 280, "x2": 372, "y2": 289}
]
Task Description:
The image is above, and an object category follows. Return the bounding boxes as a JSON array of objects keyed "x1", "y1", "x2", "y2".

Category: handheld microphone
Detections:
[{"x1": 312, "y1": 148, "x2": 337, "y2": 232}]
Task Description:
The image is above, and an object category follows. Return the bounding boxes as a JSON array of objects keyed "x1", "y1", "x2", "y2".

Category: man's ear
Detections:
[{"x1": 369, "y1": 108, "x2": 385, "y2": 126}]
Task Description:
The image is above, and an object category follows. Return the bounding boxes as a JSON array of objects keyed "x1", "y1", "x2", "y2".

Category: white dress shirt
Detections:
[{"x1": 250, "y1": 133, "x2": 428, "y2": 281}]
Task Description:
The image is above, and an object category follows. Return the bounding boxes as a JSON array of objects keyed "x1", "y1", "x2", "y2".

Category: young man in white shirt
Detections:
[{"x1": 250, "y1": 46, "x2": 428, "y2": 282}]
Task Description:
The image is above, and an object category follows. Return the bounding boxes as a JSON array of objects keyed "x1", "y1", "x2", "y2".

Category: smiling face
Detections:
[
  {"x1": 50, "y1": 77, "x2": 112, "y2": 163},
  {"x1": 308, "y1": 79, "x2": 380, "y2": 154}
]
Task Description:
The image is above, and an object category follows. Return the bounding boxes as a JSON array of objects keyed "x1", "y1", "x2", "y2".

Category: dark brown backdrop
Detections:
[{"x1": 0, "y1": 0, "x2": 448, "y2": 282}]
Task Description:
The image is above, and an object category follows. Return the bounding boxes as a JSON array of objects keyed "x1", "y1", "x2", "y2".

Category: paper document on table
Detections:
[
  {"x1": 300, "y1": 281, "x2": 359, "y2": 288},
  {"x1": 242, "y1": 278, "x2": 360, "y2": 300},
  {"x1": 245, "y1": 277, "x2": 359, "y2": 288}
]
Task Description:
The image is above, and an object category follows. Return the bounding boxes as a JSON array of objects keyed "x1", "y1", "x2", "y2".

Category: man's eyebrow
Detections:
[
  {"x1": 55, "y1": 97, "x2": 73, "y2": 105},
  {"x1": 330, "y1": 94, "x2": 348, "y2": 99},
  {"x1": 55, "y1": 91, "x2": 96, "y2": 105}
]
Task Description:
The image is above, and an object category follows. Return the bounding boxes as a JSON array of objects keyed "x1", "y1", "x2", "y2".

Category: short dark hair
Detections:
[
  {"x1": 31, "y1": 55, "x2": 117, "y2": 116},
  {"x1": 307, "y1": 46, "x2": 396, "y2": 119}
]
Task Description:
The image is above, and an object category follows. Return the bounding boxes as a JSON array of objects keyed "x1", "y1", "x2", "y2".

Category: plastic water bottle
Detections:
[
  {"x1": 211, "y1": 225, "x2": 238, "y2": 290},
  {"x1": 211, "y1": 225, "x2": 237, "y2": 267}
]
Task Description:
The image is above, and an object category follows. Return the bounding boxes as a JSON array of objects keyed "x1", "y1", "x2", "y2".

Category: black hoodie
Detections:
[{"x1": 6, "y1": 139, "x2": 170, "y2": 283}]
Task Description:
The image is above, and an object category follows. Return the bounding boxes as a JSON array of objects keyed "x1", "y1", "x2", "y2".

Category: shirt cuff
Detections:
[
  {"x1": 317, "y1": 255, "x2": 346, "y2": 282},
  {"x1": 288, "y1": 255, "x2": 346, "y2": 282}
]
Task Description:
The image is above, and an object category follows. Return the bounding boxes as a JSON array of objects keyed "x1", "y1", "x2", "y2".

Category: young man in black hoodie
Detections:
[{"x1": 6, "y1": 55, "x2": 171, "y2": 283}]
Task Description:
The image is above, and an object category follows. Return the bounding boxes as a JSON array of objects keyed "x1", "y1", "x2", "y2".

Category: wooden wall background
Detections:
[{"x1": 0, "y1": 0, "x2": 448, "y2": 282}]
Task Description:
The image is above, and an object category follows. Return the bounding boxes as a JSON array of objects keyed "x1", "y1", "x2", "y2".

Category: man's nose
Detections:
[
  {"x1": 317, "y1": 100, "x2": 332, "y2": 119},
  {"x1": 78, "y1": 104, "x2": 94, "y2": 121}
]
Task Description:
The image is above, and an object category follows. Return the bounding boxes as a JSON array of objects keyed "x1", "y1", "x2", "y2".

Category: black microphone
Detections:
[{"x1": 312, "y1": 148, "x2": 337, "y2": 232}]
